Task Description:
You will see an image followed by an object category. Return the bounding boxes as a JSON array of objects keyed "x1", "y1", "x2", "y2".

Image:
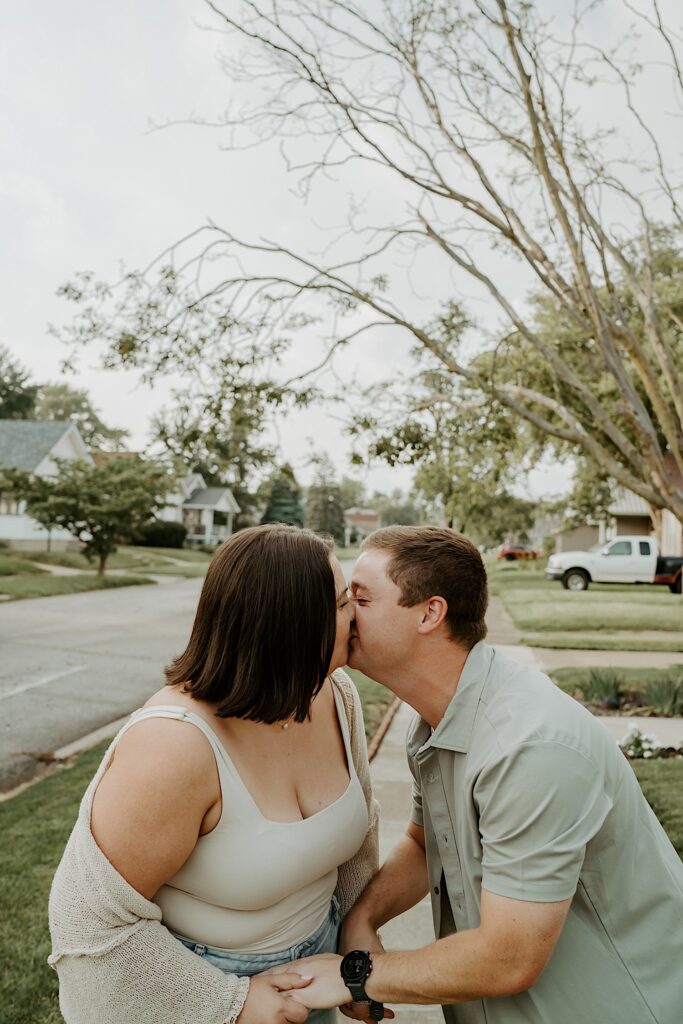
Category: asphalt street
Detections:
[{"x1": 0, "y1": 578, "x2": 203, "y2": 792}]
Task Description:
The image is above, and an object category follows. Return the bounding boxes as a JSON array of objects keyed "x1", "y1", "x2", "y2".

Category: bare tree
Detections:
[{"x1": 58, "y1": 0, "x2": 683, "y2": 525}]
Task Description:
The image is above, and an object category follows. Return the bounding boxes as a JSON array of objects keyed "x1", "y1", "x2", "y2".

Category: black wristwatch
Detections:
[{"x1": 340, "y1": 950, "x2": 384, "y2": 1020}]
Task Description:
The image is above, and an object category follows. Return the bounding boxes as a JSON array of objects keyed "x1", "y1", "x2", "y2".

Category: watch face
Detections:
[{"x1": 343, "y1": 952, "x2": 369, "y2": 981}]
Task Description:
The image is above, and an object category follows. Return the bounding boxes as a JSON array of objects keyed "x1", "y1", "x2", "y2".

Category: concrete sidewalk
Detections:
[{"x1": 370, "y1": 701, "x2": 443, "y2": 1024}]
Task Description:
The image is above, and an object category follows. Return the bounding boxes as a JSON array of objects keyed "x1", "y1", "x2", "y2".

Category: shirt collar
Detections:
[{"x1": 408, "y1": 641, "x2": 494, "y2": 759}]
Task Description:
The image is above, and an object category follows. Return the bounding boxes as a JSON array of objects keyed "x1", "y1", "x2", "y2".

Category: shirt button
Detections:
[
  {"x1": 434, "y1": 886, "x2": 440, "y2": 895},
  {"x1": 442, "y1": 834, "x2": 449, "y2": 844},
  {"x1": 427, "y1": 772, "x2": 436, "y2": 782}
]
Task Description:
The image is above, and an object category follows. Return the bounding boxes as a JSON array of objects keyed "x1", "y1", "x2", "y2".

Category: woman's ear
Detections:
[{"x1": 417, "y1": 596, "x2": 448, "y2": 635}]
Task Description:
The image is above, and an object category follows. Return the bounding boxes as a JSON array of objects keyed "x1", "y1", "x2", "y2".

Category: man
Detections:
[{"x1": 290, "y1": 526, "x2": 683, "y2": 1024}]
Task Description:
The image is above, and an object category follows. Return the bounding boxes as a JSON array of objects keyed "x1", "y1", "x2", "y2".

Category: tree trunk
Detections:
[{"x1": 98, "y1": 553, "x2": 107, "y2": 576}]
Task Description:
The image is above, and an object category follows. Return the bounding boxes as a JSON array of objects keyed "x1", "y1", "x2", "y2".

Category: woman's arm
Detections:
[
  {"x1": 50, "y1": 719, "x2": 311, "y2": 1024},
  {"x1": 90, "y1": 717, "x2": 220, "y2": 897}
]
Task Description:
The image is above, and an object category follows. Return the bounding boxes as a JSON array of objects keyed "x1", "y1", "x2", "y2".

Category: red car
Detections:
[{"x1": 497, "y1": 544, "x2": 541, "y2": 562}]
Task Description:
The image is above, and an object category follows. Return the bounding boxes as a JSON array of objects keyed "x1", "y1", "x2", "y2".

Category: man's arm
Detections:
[
  {"x1": 340, "y1": 820, "x2": 429, "y2": 954},
  {"x1": 287, "y1": 888, "x2": 571, "y2": 1009},
  {"x1": 366, "y1": 888, "x2": 571, "y2": 1003}
]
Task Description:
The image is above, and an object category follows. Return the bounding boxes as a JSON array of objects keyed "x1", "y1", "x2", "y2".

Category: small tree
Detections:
[
  {"x1": 305, "y1": 459, "x2": 346, "y2": 544},
  {"x1": 261, "y1": 464, "x2": 305, "y2": 527},
  {"x1": 0, "y1": 345, "x2": 38, "y2": 420},
  {"x1": 15, "y1": 457, "x2": 171, "y2": 574}
]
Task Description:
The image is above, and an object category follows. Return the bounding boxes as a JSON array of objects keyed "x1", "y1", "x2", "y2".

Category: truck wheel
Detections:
[
  {"x1": 505, "y1": 554, "x2": 516, "y2": 562},
  {"x1": 669, "y1": 577, "x2": 682, "y2": 595},
  {"x1": 562, "y1": 569, "x2": 590, "y2": 592}
]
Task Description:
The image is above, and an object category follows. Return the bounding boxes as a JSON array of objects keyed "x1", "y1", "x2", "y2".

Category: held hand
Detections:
[
  {"x1": 265, "y1": 954, "x2": 351, "y2": 1009},
  {"x1": 237, "y1": 972, "x2": 313, "y2": 1024},
  {"x1": 264, "y1": 953, "x2": 395, "y2": 1022}
]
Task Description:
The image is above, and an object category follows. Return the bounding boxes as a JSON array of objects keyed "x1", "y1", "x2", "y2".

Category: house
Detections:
[
  {"x1": 344, "y1": 507, "x2": 380, "y2": 547},
  {"x1": 158, "y1": 472, "x2": 240, "y2": 546},
  {"x1": 553, "y1": 484, "x2": 683, "y2": 556},
  {"x1": 0, "y1": 420, "x2": 93, "y2": 549}
]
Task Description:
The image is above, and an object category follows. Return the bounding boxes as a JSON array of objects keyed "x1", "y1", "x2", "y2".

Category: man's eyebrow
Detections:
[{"x1": 350, "y1": 580, "x2": 370, "y2": 594}]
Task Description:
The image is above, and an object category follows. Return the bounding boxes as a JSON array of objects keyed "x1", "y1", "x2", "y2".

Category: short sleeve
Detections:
[{"x1": 474, "y1": 741, "x2": 613, "y2": 902}]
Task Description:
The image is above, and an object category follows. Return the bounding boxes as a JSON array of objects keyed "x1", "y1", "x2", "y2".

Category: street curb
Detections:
[
  {"x1": 368, "y1": 697, "x2": 402, "y2": 762},
  {"x1": 0, "y1": 713, "x2": 131, "y2": 803}
]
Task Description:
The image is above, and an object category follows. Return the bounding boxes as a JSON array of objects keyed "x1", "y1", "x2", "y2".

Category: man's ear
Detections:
[{"x1": 417, "y1": 596, "x2": 448, "y2": 635}]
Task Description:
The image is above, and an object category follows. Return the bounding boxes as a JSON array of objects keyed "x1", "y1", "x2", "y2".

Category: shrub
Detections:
[
  {"x1": 619, "y1": 727, "x2": 663, "y2": 760},
  {"x1": 582, "y1": 667, "x2": 623, "y2": 707},
  {"x1": 132, "y1": 520, "x2": 187, "y2": 549},
  {"x1": 642, "y1": 671, "x2": 683, "y2": 716}
]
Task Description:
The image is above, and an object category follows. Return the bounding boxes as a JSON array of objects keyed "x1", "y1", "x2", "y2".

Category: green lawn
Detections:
[
  {"x1": 632, "y1": 760, "x2": 683, "y2": 856},
  {"x1": 552, "y1": 665, "x2": 683, "y2": 695},
  {"x1": 345, "y1": 668, "x2": 396, "y2": 737},
  {"x1": 15, "y1": 545, "x2": 212, "y2": 573},
  {"x1": 489, "y1": 559, "x2": 683, "y2": 650},
  {"x1": 0, "y1": 574, "x2": 154, "y2": 601},
  {"x1": 0, "y1": 554, "x2": 46, "y2": 577}
]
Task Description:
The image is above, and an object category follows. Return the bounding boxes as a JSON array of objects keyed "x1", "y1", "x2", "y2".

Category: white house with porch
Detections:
[
  {"x1": 0, "y1": 420, "x2": 93, "y2": 549},
  {"x1": 159, "y1": 472, "x2": 240, "y2": 546}
]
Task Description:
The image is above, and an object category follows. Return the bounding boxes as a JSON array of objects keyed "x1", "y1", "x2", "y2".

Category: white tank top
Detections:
[{"x1": 119, "y1": 685, "x2": 369, "y2": 954}]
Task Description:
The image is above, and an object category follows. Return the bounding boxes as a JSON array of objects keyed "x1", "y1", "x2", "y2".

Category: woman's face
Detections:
[{"x1": 328, "y1": 555, "x2": 355, "y2": 673}]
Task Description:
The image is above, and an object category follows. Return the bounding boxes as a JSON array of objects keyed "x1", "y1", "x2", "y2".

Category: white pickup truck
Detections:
[{"x1": 545, "y1": 535, "x2": 683, "y2": 593}]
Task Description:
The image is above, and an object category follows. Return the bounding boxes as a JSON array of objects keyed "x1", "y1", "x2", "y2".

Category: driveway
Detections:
[{"x1": 0, "y1": 579, "x2": 203, "y2": 792}]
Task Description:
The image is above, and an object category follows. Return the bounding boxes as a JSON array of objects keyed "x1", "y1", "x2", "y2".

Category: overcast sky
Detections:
[{"x1": 2, "y1": 0, "x2": 677, "y2": 497}]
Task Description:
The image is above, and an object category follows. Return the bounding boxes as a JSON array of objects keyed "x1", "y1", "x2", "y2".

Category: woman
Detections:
[{"x1": 48, "y1": 525, "x2": 379, "y2": 1024}]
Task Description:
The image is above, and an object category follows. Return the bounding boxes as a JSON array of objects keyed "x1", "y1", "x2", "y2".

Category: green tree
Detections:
[
  {"x1": 371, "y1": 489, "x2": 422, "y2": 528},
  {"x1": 13, "y1": 457, "x2": 170, "y2": 574},
  {"x1": 150, "y1": 383, "x2": 287, "y2": 529},
  {"x1": 34, "y1": 383, "x2": 128, "y2": 450},
  {"x1": 0, "y1": 346, "x2": 38, "y2": 419},
  {"x1": 305, "y1": 459, "x2": 346, "y2": 544},
  {"x1": 564, "y1": 460, "x2": 615, "y2": 528},
  {"x1": 260, "y1": 463, "x2": 305, "y2": 527},
  {"x1": 338, "y1": 475, "x2": 366, "y2": 511}
]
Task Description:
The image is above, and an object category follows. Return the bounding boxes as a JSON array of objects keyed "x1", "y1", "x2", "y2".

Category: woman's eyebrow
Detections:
[{"x1": 336, "y1": 584, "x2": 350, "y2": 601}]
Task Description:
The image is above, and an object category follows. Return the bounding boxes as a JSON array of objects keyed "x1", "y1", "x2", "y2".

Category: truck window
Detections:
[
  {"x1": 607, "y1": 541, "x2": 632, "y2": 556},
  {"x1": 639, "y1": 541, "x2": 651, "y2": 556}
]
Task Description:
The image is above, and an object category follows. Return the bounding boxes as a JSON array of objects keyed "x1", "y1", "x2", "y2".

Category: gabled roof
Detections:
[
  {"x1": 608, "y1": 487, "x2": 651, "y2": 517},
  {"x1": 0, "y1": 420, "x2": 75, "y2": 471},
  {"x1": 183, "y1": 487, "x2": 241, "y2": 513}
]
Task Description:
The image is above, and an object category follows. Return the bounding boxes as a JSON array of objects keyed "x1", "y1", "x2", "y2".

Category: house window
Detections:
[
  {"x1": 0, "y1": 491, "x2": 19, "y2": 515},
  {"x1": 607, "y1": 540, "x2": 632, "y2": 556}
]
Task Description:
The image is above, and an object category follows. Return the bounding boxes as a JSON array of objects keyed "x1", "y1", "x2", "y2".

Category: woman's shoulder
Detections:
[{"x1": 330, "y1": 667, "x2": 359, "y2": 703}]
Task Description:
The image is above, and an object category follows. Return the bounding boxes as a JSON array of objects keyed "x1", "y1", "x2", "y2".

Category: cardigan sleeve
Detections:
[
  {"x1": 48, "y1": 761, "x2": 250, "y2": 1024},
  {"x1": 331, "y1": 670, "x2": 381, "y2": 917}
]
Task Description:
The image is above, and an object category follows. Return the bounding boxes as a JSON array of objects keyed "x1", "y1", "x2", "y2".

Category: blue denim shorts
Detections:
[{"x1": 177, "y1": 897, "x2": 341, "y2": 1024}]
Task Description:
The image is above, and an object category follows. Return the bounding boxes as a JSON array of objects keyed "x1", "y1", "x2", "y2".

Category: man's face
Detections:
[{"x1": 348, "y1": 548, "x2": 422, "y2": 681}]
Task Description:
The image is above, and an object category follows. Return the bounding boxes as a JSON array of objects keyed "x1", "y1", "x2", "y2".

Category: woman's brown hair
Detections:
[{"x1": 165, "y1": 524, "x2": 336, "y2": 723}]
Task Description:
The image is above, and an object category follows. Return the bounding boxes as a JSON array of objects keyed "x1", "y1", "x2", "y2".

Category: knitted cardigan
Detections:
[{"x1": 48, "y1": 669, "x2": 380, "y2": 1024}]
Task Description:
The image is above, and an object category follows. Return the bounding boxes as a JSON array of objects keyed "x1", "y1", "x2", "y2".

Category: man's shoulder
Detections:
[{"x1": 477, "y1": 648, "x2": 608, "y2": 762}]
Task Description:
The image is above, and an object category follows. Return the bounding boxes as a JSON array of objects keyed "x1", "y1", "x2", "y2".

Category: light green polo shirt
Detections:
[{"x1": 407, "y1": 642, "x2": 683, "y2": 1024}]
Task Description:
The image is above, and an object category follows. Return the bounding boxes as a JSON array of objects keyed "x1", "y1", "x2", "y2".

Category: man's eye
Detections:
[{"x1": 356, "y1": 599, "x2": 369, "y2": 606}]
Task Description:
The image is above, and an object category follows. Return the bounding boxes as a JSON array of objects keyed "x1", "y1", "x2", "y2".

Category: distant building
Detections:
[
  {"x1": 159, "y1": 472, "x2": 240, "y2": 546},
  {"x1": 0, "y1": 420, "x2": 93, "y2": 549},
  {"x1": 553, "y1": 483, "x2": 682, "y2": 556},
  {"x1": 343, "y1": 507, "x2": 380, "y2": 548}
]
